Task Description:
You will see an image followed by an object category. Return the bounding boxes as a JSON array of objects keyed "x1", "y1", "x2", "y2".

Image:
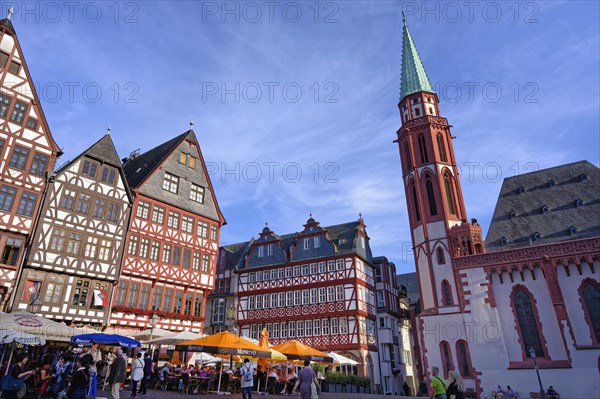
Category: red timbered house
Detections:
[
  {"x1": 111, "y1": 130, "x2": 225, "y2": 333},
  {"x1": 11, "y1": 134, "x2": 132, "y2": 326},
  {"x1": 224, "y1": 216, "x2": 378, "y2": 379},
  {"x1": 0, "y1": 17, "x2": 61, "y2": 307}
]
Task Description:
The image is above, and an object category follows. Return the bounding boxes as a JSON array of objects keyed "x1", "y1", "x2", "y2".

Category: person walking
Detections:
[
  {"x1": 2, "y1": 353, "x2": 35, "y2": 399},
  {"x1": 130, "y1": 353, "x2": 144, "y2": 399},
  {"x1": 447, "y1": 371, "x2": 464, "y2": 399},
  {"x1": 429, "y1": 367, "x2": 447, "y2": 399},
  {"x1": 293, "y1": 360, "x2": 320, "y2": 399},
  {"x1": 240, "y1": 358, "x2": 255, "y2": 399},
  {"x1": 109, "y1": 349, "x2": 127, "y2": 399},
  {"x1": 138, "y1": 352, "x2": 152, "y2": 396},
  {"x1": 68, "y1": 356, "x2": 90, "y2": 399}
]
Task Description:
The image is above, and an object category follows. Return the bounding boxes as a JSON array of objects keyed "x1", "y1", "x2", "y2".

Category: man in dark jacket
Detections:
[
  {"x1": 138, "y1": 352, "x2": 152, "y2": 395},
  {"x1": 109, "y1": 349, "x2": 126, "y2": 399}
]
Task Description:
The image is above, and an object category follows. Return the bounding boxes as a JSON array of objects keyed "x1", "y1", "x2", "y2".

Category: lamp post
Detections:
[
  {"x1": 529, "y1": 348, "x2": 546, "y2": 399},
  {"x1": 149, "y1": 308, "x2": 159, "y2": 360},
  {"x1": 28, "y1": 297, "x2": 42, "y2": 314}
]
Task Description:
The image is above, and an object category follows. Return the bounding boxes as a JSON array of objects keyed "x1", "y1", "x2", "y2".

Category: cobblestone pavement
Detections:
[{"x1": 95, "y1": 388, "x2": 416, "y2": 399}]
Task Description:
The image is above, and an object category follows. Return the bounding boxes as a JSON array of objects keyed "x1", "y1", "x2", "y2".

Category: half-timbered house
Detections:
[
  {"x1": 11, "y1": 134, "x2": 132, "y2": 326},
  {"x1": 224, "y1": 216, "x2": 379, "y2": 379},
  {"x1": 0, "y1": 17, "x2": 61, "y2": 307},
  {"x1": 111, "y1": 130, "x2": 225, "y2": 333}
]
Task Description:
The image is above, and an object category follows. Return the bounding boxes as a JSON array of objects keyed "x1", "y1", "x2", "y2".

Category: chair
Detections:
[{"x1": 159, "y1": 370, "x2": 175, "y2": 391}]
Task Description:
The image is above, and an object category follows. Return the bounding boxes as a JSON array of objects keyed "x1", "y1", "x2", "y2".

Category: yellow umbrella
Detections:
[
  {"x1": 272, "y1": 340, "x2": 334, "y2": 363},
  {"x1": 176, "y1": 331, "x2": 286, "y2": 360},
  {"x1": 171, "y1": 351, "x2": 180, "y2": 365}
]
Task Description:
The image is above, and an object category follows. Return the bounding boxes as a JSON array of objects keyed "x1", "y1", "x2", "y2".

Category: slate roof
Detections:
[
  {"x1": 56, "y1": 134, "x2": 123, "y2": 173},
  {"x1": 400, "y1": 19, "x2": 435, "y2": 101},
  {"x1": 221, "y1": 219, "x2": 373, "y2": 270},
  {"x1": 485, "y1": 160, "x2": 600, "y2": 251},
  {"x1": 123, "y1": 131, "x2": 189, "y2": 189}
]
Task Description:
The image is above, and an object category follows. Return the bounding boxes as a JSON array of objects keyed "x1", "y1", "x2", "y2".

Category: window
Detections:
[
  {"x1": 162, "y1": 288, "x2": 173, "y2": 312},
  {"x1": 330, "y1": 318, "x2": 338, "y2": 334},
  {"x1": 327, "y1": 260, "x2": 335, "y2": 272},
  {"x1": 339, "y1": 317, "x2": 348, "y2": 334},
  {"x1": 249, "y1": 272, "x2": 255, "y2": 283},
  {"x1": 285, "y1": 267, "x2": 292, "y2": 278},
  {"x1": 302, "y1": 264, "x2": 309, "y2": 275},
  {"x1": 136, "y1": 201, "x2": 150, "y2": 219},
  {"x1": 286, "y1": 292, "x2": 293, "y2": 306},
  {"x1": 30, "y1": 153, "x2": 49, "y2": 176},
  {"x1": 202, "y1": 254, "x2": 210, "y2": 272},
  {"x1": 179, "y1": 152, "x2": 197, "y2": 169},
  {"x1": 456, "y1": 340, "x2": 472, "y2": 377},
  {"x1": 192, "y1": 252, "x2": 201, "y2": 270},
  {"x1": 9, "y1": 146, "x2": 29, "y2": 169},
  {"x1": 314, "y1": 236, "x2": 320, "y2": 248},
  {"x1": 128, "y1": 235, "x2": 139, "y2": 256},
  {"x1": 293, "y1": 265, "x2": 300, "y2": 276},
  {"x1": 305, "y1": 320, "x2": 312, "y2": 336},
  {"x1": 44, "y1": 274, "x2": 66, "y2": 304},
  {"x1": 49, "y1": 228, "x2": 67, "y2": 253},
  {"x1": 139, "y1": 285, "x2": 151, "y2": 309},
  {"x1": 198, "y1": 221, "x2": 209, "y2": 238},
  {"x1": 65, "y1": 231, "x2": 82, "y2": 256},
  {"x1": 379, "y1": 317, "x2": 386, "y2": 328},
  {"x1": 98, "y1": 239, "x2": 112, "y2": 261},
  {"x1": 314, "y1": 319, "x2": 321, "y2": 336},
  {"x1": 184, "y1": 293, "x2": 193, "y2": 315},
  {"x1": 437, "y1": 247, "x2": 446, "y2": 265},
  {"x1": 281, "y1": 322, "x2": 287, "y2": 338},
  {"x1": 581, "y1": 280, "x2": 600, "y2": 343},
  {"x1": 139, "y1": 238, "x2": 150, "y2": 258},
  {"x1": 327, "y1": 286, "x2": 335, "y2": 302},
  {"x1": 106, "y1": 203, "x2": 119, "y2": 222},
  {"x1": 115, "y1": 281, "x2": 128, "y2": 306},
  {"x1": 294, "y1": 291, "x2": 301, "y2": 306},
  {"x1": 279, "y1": 292, "x2": 285, "y2": 307},
  {"x1": 172, "y1": 246, "x2": 181, "y2": 266},
  {"x1": 22, "y1": 271, "x2": 43, "y2": 302},
  {"x1": 194, "y1": 295, "x2": 203, "y2": 317},
  {"x1": 75, "y1": 194, "x2": 90, "y2": 214},
  {"x1": 310, "y1": 263, "x2": 317, "y2": 274},
  {"x1": 377, "y1": 291, "x2": 385, "y2": 308},
  {"x1": 256, "y1": 295, "x2": 263, "y2": 309},
  {"x1": 442, "y1": 280, "x2": 452, "y2": 306},
  {"x1": 272, "y1": 322, "x2": 279, "y2": 339},
  {"x1": 182, "y1": 216, "x2": 194, "y2": 233},
  {"x1": 211, "y1": 226, "x2": 218, "y2": 241},
  {"x1": 336, "y1": 259, "x2": 344, "y2": 270},
  {"x1": 151, "y1": 206, "x2": 165, "y2": 224},
  {"x1": 151, "y1": 286, "x2": 162, "y2": 310},
  {"x1": 190, "y1": 183, "x2": 205, "y2": 203},
  {"x1": 336, "y1": 285, "x2": 344, "y2": 301},
  {"x1": 318, "y1": 262, "x2": 326, "y2": 273},
  {"x1": 188, "y1": 156, "x2": 196, "y2": 169},
  {"x1": 425, "y1": 175, "x2": 438, "y2": 215},
  {"x1": 167, "y1": 211, "x2": 180, "y2": 229},
  {"x1": 319, "y1": 287, "x2": 326, "y2": 303},
  {"x1": 0, "y1": 93, "x2": 11, "y2": 118},
  {"x1": 418, "y1": 134, "x2": 428, "y2": 164},
  {"x1": 72, "y1": 279, "x2": 90, "y2": 306},
  {"x1": 8, "y1": 61, "x2": 20, "y2": 75},
  {"x1": 297, "y1": 320, "x2": 304, "y2": 337},
  {"x1": 0, "y1": 52, "x2": 8, "y2": 68},
  {"x1": 267, "y1": 244, "x2": 273, "y2": 256},
  {"x1": 302, "y1": 290, "x2": 309, "y2": 305},
  {"x1": 182, "y1": 249, "x2": 191, "y2": 268},
  {"x1": 440, "y1": 341, "x2": 453, "y2": 377},
  {"x1": 9, "y1": 100, "x2": 27, "y2": 124},
  {"x1": 271, "y1": 293, "x2": 277, "y2": 308},
  {"x1": 444, "y1": 174, "x2": 456, "y2": 215},
  {"x1": 411, "y1": 184, "x2": 420, "y2": 222},
  {"x1": 92, "y1": 198, "x2": 106, "y2": 219},
  {"x1": 437, "y1": 134, "x2": 448, "y2": 162},
  {"x1": 513, "y1": 288, "x2": 544, "y2": 358},
  {"x1": 147, "y1": 241, "x2": 159, "y2": 261},
  {"x1": 16, "y1": 192, "x2": 37, "y2": 216},
  {"x1": 310, "y1": 288, "x2": 317, "y2": 304},
  {"x1": 249, "y1": 296, "x2": 255, "y2": 310},
  {"x1": 26, "y1": 118, "x2": 38, "y2": 130},
  {"x1": 322, "y1": 318, "x2": 329, "y2": 335},
  {"x1": 303, "y1": 238, "x2": 310, "y2": 250},
  {"x1": 81, "y1": 159, "x2": 98, "y2": 178},
  {"x1": 258, "y1": 246, "x2": 264, "y2": 258},
  {"x1": 162, "y1": 172, "x2": 179, "y2": 193},
  {"x1": 84, "y1": 237, "x2": 98, "y2": 259},
  {"x1": 100, "y1": 166, "x2": 116, "y2": 185},
  {"x1": 127, "y1": 283, "x2": 140, "y2": 307}
]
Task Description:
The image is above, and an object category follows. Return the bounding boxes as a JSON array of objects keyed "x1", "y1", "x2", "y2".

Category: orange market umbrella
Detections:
[
  {"x1": 176, "y1": 331, "x2": 279, "y2": 359},
  {"x1": 272, "y1": 340, "x2": 334, "y2": 363}
]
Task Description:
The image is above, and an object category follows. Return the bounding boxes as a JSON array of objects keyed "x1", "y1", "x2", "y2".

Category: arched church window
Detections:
[
  {"x1": 581, "y1": 280, "x2": 600, "y2": 342},
  {"x1": 440, "y1": 341, "x2": 453, "y2": 377},
  {"x1": 436, "y1": 247, "x2": 446, "y2": 265},
  {"x1": 411, "y1": 184, "x2": 420, "y2": 222},
  {"x1": 425, "y1": 176, "x2": 437, "y2": 216},
  {"x1": 442, "y1": 280, "x2": 452, "y2": 306},
  {"x1": 513, "y1": 288, "x2": 544, "y2": 358},
  {"x1": 418, "y1": 135, "x2": 429, "y2": 164},
  {"x1": 456, "y1": 340, "x2": 472, "y2": 377},
  {"x1": 444, "y1": 174, "x2": 456, "y2": 215},
  {"x1": 437, "y1": 134, "x2": 448, "y2": 162},
  {"x1": 404, "y1": 142, "x2": 412, "y2": 170},
  {"x1": 474, "y1": 243, "x2": 483, "y2": 254}
]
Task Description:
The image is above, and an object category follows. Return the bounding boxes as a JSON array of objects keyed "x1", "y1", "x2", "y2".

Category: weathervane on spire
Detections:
[
  {"x1": 189, "y1": 121, "x2": 194, "y2": 130},
  {"x1": 7, "y1": 6, "x2": 14, "y2": 20},
  {"x1": 107, "y1": 125, "x2": 111, "y2": 135}
]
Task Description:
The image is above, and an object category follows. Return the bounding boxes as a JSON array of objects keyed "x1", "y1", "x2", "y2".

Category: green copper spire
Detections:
[{"x1": 400, "y1": 15, "x2": 435, "y2": 101}]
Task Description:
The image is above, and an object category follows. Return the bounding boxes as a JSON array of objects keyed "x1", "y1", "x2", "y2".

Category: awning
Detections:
[
  {"x1": 0, "y1": 312, "x2": 89, "y2": 342},
  {"x1": 71, "y1": 333, "x2": 140, "y2": 347}
]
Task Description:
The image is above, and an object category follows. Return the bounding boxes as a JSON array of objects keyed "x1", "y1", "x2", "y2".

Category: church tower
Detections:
[{"x1": 395, "y1": 17, "x2": 485, "y2": 312}]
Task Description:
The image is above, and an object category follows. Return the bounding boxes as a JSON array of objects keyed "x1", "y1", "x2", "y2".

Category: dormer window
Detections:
[
  {"x1": 579, "y1": 173, "x2": 588, "y2": 181},
  {"x1": 267, "y1": 244, "x2": 273, "y2": 256},
  {"x1": 499, "y1": 237, "x2": 508, "y2": 246},
  {"x1": 303, "y1": 238, "x2": 310, "y2": 250},
  {"x1": 575, "y1": 199, "x2": 584, "y2": 208},
  {"x1": 541, "y1": 205, "x2": 549, "y2": 214},
  {"x1": 509, "y1": 211, "x2": 517, "y2": 219},
  {"x1": 532, "y1": 232, "x2": 542, "y2": 241},
  {"x1": 258, "y1": 246, "x2": 264, "y2": 258},
  {"x1": 569, "y1": 226, "x2": 577, "y2": 235},
  {"x1": 548, "y1": 180, "x2": 555, "y2": 187}
]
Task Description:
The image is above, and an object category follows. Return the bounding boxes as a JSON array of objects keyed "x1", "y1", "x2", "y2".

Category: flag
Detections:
[{"x1": 93, "y1": 290, "x2": 108, "y2": 307}]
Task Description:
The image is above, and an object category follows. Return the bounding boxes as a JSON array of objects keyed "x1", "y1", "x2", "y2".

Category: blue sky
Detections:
[{"x1": 10, "y1": 1, "x2": 599, "y2": 273}]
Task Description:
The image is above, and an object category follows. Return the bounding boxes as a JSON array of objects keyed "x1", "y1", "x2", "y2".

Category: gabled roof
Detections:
[
  {"x1": 400, "y1": 18, "x2": 435, "y2": 101},
  {"x1": 485, "y1": 160, "x2": 600, "y2": 251},
  {"x1": 221, "y1": 218, "x2": 373, "y2": 270},
  {"x1": 123, "y1": 131, "x2": 189, "y2": 189}
]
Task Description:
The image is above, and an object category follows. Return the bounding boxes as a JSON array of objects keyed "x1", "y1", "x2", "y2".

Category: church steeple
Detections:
[{"x1": 400, "y1": 17, "x2": 435, "y2": 102}]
